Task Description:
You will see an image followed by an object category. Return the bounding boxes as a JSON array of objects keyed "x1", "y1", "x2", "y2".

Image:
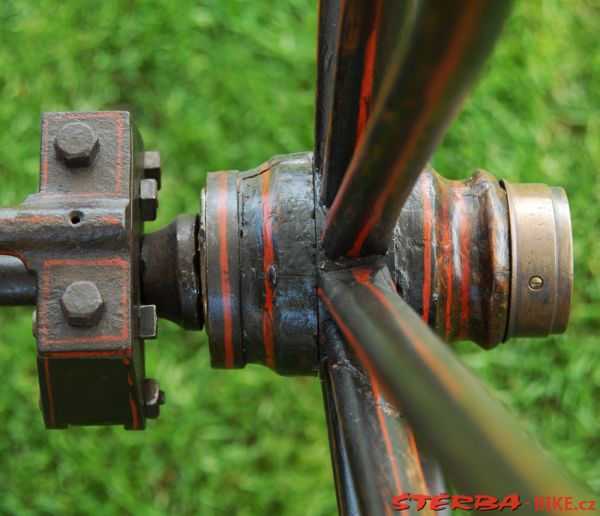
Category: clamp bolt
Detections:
[
  {"x1": 60, "y1": 281, "x2": 105, "y2": 327},
  {"x1": 143, "y1": 378, "x2": 165, "y2": 419},
  {"x1": 143, "y1": 151, "x2": 162, "y2": 189},
  {"x1": 140, "y1": 179, "x2": 159, "y2": 221},
  {"x1": 54, "y1": 122, "x2": 100, "y2": 168}
]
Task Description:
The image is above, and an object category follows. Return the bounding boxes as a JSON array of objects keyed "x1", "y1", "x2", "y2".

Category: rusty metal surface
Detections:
[
  {"x1": 319, "y1": 263, "x2": 586, "y2": 502},
  {"x1": 0, "y1": 111, "x2": 154, "y2": 429},
  {"x1": 502, "y1": 181, "x2": 573, "y2": 339},
  {"x1": 322, "y1": 0, "x2": 512, "y2": 258},
  {"x1": 321, "y1": 320, "x2": 444, "y2": 516}
]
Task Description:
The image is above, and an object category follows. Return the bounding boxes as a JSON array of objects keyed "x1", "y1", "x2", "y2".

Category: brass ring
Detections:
[{"x1": 501, "y1": 181, "x2": 573, "y2": 340}]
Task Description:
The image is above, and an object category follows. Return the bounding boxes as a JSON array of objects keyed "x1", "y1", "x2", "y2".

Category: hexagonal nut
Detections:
[
  {"x1": 143, "y1": 150, "x2": 162, "y2": 189},
  {"x1": 59, "y1": 281, "x2": 105, "y2": 327},
  {"x1": 140, "y1": 178, "x2": 158, "y2": 221},
  {"x1": 54, "y1": 122, "x2": 100, "y2": 168},
  {"x1": 144, "y1": 378, "x2": 165, "y2": 419}
]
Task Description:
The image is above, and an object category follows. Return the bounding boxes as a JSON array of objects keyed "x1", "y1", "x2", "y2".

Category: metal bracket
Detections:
[{"x1": 0, "y1": 112, "x2": 159, "y2": 429}]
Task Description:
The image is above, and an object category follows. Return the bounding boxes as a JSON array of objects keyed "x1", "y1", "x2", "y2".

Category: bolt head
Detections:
[
  {"x1": 144, "y1": 378, "x2": 165, "y2": 419},
  {"x1": 54, "y1": 122, "x2": 100, "y2": 168},
  {"x1": 143, "y1": 151, "x2": 162, "y2": 188},
  {"x1": 60, "y1": 281, "x2": 105, "y2": 327},
  {"x1": 140, "y1": 178, "x2": 159, "y2": 221}
]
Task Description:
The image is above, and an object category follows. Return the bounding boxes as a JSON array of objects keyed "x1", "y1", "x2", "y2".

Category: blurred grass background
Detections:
[{"x1": 0, "y1": 0, "x2": 597, "y2": 514}]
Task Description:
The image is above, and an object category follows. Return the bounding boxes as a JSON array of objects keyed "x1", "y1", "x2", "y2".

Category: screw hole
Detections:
[{"x1": 68, "y1": 211, "x2": 84, "y2": 226}]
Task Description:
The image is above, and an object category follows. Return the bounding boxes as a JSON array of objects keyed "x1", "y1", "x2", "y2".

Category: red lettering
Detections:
[
  {"x1": 564, "y1": 497, "x2": 573, "y2": 510},
  {"x1": 474, "y1": 495, "x2": 499, "y2": 511},
  {"x1": 551, "y1": 497, "x2": 565, "y2": 511},
  {"x1": 450, "y1": 495, "x2": 474, "y2": 510},
  {"x1": 498, "y1": 494, "x2": 521, "y2": 511},
  {"x1": 391, "y1": 493, "x2": 411, "y2": 511},
  {"x1": 588, "y1": 500, "x2": 597, "y2": 511},
  {"x1": 430, "y1": 493, "x2": 450, "y2": 511},
  {"x1": 412, "y1": 494, "x2": 430, "y2": 511}
]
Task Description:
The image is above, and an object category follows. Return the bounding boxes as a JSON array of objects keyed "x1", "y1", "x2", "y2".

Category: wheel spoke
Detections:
[
  {"x1": 321, "y1": 320, "x2": 441, "y2": 515},
  {"x1": 322, "y1": 0, "x2": 512, "y2": 258},
  {"x1": 315, "y1": 0, "x2": 416, "y2": 207},
  {"x1": 313, "y1": 0, "x2": 340, "y2": 183},
  {"x1": 319, "y1": 263, "x2": 587, "y2": 498}
]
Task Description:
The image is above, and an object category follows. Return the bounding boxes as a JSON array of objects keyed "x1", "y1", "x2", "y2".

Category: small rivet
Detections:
[
  {"x1": 267, "y1": 265, "x2": 277, "y2": 287},
  {"x1": 529, "y1": 276, "x2": 544, "y2": 290}
]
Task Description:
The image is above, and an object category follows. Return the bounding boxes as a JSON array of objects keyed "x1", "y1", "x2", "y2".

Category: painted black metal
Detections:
[
  {"x1": 317, "y1": 0, "x2": 416, "y2": 208},
  {"x1": 202, "y1": 170, "x2": 245, "y2": 369},
  {"x1": 320, "y1": 320, "x2": 444, "y2": 516},
  {"x1": 0, "y1": 255, "x2": 36, "y2": 305},
  {"x1": 390, "y1": 167, "x2": 511, "y2": 348},
  {"x1": 203, "y1": 154, "x2": 319, "y2": 375},
  {"x1": 322, "y1": 0, "x2": 513, "y2": 258},
  {"x1": 320, "y1": 263, "x2": 586, "y2": 502},
  {"x1": 313, "y1": 0, "x2": 340, "y2": 189},
  {"x1": 141, "y1": 214, "x2": 203, "y2": 330},
  {"x1": 317, "y1": 0, "x2": 378, "y2": 207}
]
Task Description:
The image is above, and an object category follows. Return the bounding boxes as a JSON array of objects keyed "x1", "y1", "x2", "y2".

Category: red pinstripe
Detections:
[
  {"x1": 262, "y1": 172, "x2": 275, "y2": 369},
  {"x1": 217, "y1": 173, "x2": 235, "y2": 368},
  {"x1": 355, "y1": 0, "x2": 383, "y2": 148}
]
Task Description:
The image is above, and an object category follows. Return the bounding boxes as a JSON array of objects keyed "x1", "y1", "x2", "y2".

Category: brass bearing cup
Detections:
[{"x1": 501, "y1": 181, "x2": 573, "y2": 340}]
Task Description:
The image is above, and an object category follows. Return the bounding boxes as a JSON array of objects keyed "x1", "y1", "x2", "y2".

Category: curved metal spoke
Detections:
[
  {"x1": 321, "y1": 320, "x2": 442, "y2": 516},
  {"x1": 314, "y1": 0, "x2": 341, "y2": 183},
  {"x1": 315, "y1": 0, "x2": 416, "y2": 207},
  {"x1": 319, "y1": 263, "x2": 588, "y2": 501},
  {"x1": 322, "y1": 0, "x2": 512, "y2": 258}
]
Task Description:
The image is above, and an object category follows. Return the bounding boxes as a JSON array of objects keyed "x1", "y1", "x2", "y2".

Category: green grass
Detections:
[{"x1": 0, "y1": 1, "x2": 598, "y2": 514}]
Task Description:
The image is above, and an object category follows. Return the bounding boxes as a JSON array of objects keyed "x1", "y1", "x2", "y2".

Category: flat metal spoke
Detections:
[
  {"x1": 322, "y1": 0, "x2": 512, "y2": 258},
  {"x1": 319, "y1": 263, "x2": 587, "y2": 501}
]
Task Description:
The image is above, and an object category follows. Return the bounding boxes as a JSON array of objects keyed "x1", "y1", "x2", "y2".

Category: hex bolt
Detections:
[
  {"x1": 138, "y1": 304, "x2": 158, "y2": 339},
  {"x1": 528, "y1": 275, "x2": 544, "y2": 291},
  {"x1": 143, "y1": 378, "x2": 165, "y2": 419},
  {"x1": 59, "y1": 281, "x2": 105, "y2": 327},
  {"x1": 54, "y1": 122, "x2": 100, "y2": 168},
  {"x1": 140, "y1": 178, "x2": 158, "y2": 221},
  {"x1": 143, "y1": 151, "x2": 162, "y2": 189}
]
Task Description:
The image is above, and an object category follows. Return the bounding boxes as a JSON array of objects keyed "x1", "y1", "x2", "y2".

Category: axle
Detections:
[{"x1": 0, "y1": 112, "x2": 572, "y2": 426}]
